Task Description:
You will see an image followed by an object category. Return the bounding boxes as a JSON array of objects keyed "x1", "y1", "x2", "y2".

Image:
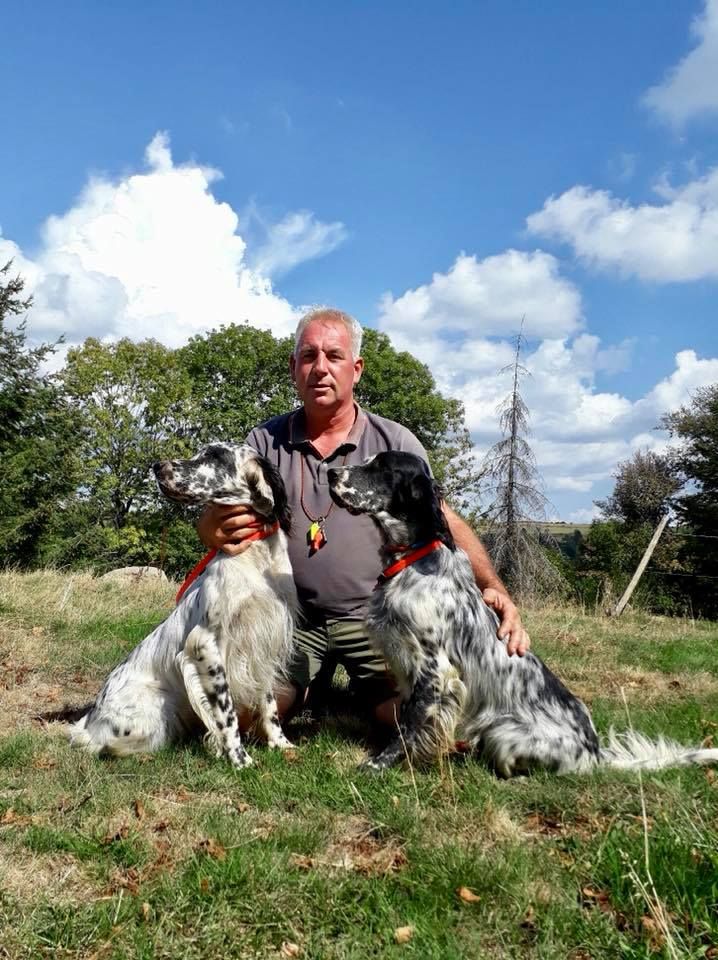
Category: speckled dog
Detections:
[
  {"x1": 328, "y1": 451, "x2": 718, "y2": 775},
  {"x1": 68, "y1": 443, "x2": 297, "y2": 768}
]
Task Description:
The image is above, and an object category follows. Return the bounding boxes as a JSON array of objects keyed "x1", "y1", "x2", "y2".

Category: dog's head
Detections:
[
  {"x1": 153, "y1": 443, "x2": 291, "y2": 532},
  {"x1": 328, "y1": 451, "x2": 454, "y2": 549}
]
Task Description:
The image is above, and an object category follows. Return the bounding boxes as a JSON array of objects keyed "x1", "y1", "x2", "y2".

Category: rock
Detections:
[{"x1": 101, "y1": 566, "x2": 168, "y2": 583}]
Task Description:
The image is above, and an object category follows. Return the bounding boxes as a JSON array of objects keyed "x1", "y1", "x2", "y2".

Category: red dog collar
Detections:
[
  {"x1": 175, "y1": 521, "x2": 280, "y2": 603},
  {"x1": 380, "y1": 539, "x2": 444, "y2": 580}
]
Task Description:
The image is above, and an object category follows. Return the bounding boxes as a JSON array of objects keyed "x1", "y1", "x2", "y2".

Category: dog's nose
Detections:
[
  {"x1": 327, "y1": 468, "x2": 339, "y2": 485},
  {"x1": 152, "y1": 461, "x2": 169, "y2": 477}
]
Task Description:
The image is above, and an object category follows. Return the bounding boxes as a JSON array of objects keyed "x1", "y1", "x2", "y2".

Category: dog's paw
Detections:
[
  {"x1": 268, "y1": 734, "x2": 295, "y2": 751},
  {"x1": 227, "y1": 745, "x2": 253, "y2": 769},
  {"x1": 358, "y1": 756, "x2": 391, "y2": 774}
]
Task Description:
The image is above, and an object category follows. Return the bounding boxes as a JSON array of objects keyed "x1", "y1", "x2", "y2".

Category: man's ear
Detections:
[{"x1": 353, "y1": 356, "x2": 364, "y2": 385}]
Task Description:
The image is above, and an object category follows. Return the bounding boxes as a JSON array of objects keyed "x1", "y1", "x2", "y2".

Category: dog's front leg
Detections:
[
  {"x1": 258, "y1": 691, "x2": 294, "y2": 750},
  {"x1": 362, "y1": 668, "x2": 440, "y2": 772},
  {"x1": 184, "y1": 625, "x2": 252, "y2": 768}
]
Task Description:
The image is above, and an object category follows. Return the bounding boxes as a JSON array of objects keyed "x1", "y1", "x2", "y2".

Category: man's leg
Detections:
[
  {"x1": 238, "y1": 614, "x2": 328, "y2": 731},
  {"x1": 326, "y1": 619, "x2": 401, "y2": 727}
]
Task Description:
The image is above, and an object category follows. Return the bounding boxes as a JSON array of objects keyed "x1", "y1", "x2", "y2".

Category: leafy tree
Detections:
[
  {"x1": 662, "y1": 384, "x2": 718, "y2": 618},
  {"x1": 178, "y1": 323, "x2": 297, "y2": 444},
  {"x1": 42, "y1": 338, "x2": 197, "y2": 573},
  {"x1": 478, "y1": 330, "x2": 563, "y2": 599},
  {"x1": 595, "y1": 450, "x2": 681, "y2": 527},
  {"x1": 0, "y1": 262, "x2": 80, "y2": 565}
]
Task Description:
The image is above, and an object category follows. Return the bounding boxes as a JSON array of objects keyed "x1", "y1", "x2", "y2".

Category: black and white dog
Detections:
[
  {"x1": 328, "y1": 451, "x2": 718, "y2": 776},
  {"x1": 68, "y1": 443, "x2": 297, "y2": 768}
]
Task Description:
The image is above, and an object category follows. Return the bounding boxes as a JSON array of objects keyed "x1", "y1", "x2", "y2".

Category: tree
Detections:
[
  {"x1": 0, "y1": 262, "x2": 80, "y2": 565},
  {"x1": 43, "y1": 338, "x2": 197, "y2": 572},
  {"x1": 662, "y1": 384, "x2": 718, "y2": 618},
  {"x1": 479, "y1": 330, "x2": 562, "y2": 599},
  {"x1": 178, "y1": 323, "x2": 297, "y2": 444},
  {"x1": 595, "y1": 450, "x2": 681, "y2": 527}
]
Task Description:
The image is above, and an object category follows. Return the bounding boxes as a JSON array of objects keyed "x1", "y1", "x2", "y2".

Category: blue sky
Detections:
[{"x1": 2, "y1": 0, "x2": 717, "y2": 520}]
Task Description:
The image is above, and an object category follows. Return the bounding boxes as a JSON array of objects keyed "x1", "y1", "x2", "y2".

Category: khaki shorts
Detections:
[{"x1": 288, "y1": 615, "x2": 397, "y2": 707}]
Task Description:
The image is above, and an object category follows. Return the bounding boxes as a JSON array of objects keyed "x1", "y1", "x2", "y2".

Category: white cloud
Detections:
[
  {"x1": 378, "y1": 249, "x2": 583, "y2": 343},
  {"x1": 0, "y1": 132, "x2": 342, "y2": 349},
  {"x1": 568, "y1": 507, "x2": 601, "y2": 524},
  {"x1": 526, "y1": 168, "x2": 718, "y2": 282},
  {"x1": 249, "y1": 210, "x2": 347, "y2": 279},
  {"x1": 379, "y1": 249, "x2": 718, "y2": 515},
  {"x1": 643, "y1": 0, "x2": 718, "y2": 125}
]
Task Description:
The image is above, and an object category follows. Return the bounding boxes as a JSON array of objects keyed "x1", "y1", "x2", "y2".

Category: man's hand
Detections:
[
  {"x1": 482, "y1": 588, "x2": 531, "y2": 657},
  {"x1": 197, "y1": 504, "x2": 265, "y2": 557}
]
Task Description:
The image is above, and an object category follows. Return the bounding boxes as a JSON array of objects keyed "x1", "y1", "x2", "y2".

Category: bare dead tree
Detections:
[{"x1": 480, "y1": 324, "x2": 564, "y2": 600}]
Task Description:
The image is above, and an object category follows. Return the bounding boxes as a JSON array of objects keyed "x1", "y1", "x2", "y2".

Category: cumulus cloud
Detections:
[
  {"x1": 526, "y1": 168, "x2": 718, "y2": 282},
  {"x1": 249, "y1": 210, "x2": 347, "y2": 278},
  {"x1": 643, "y1": 0, "x2": 718, "y2": 125},
  {"x1": 0, "y1": 132, "x2": 343, "y2": 349},
  {"x1": 378, "y1": 249, "x2": 583, "y2": 344},
  {"x1": 378, "y1": 249, "x2": 717, "y2": 512}
]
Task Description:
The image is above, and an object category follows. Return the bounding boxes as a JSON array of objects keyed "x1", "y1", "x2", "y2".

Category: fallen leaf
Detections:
[
  {"x1": 32, "y1": 755, "x2": 57, "y2": 770},
  {"x1": 102, "y1": 824, "x2": 129, "y2": 844},
  {"x1": 140, "y1": 902, "x2": 151, "y2": 922},
  {"x1": 282, "y1": 749, "x2": 300, "y2": 763},
  {"x1": 521, "y1": 905, "x2": 537, "y2": 930},
  {"x1": 457, "y1": 886, "x2": 481, "y2": 903},
  {"x1": 705, "y1": 946, "x2": 718, "y2": 960},
  {"x1": 199, "y1": 877, "x2": 210, "y2": 893},
  {"x1": 153, "y1": 819, "x2": 169, "y2": 833},
  {"x1": 706, "y1": 768, "x2": 716, "y2": 785},
  {"x1": 281, "y1": 943, "x2": 301, "y2": 957},
  {"x1": 196, "y1": 838, "x2": 226, "y2": 860},
  {"x1": 132, "y1": 799, "x2": 145, "y2": 820},
  {"x1": 289, "y1": 853, "x2": 315, "y2": 870},
  {"x1": 640, "y1": 915, "x2": 666, "y2": 951},
  {"x1": 176, "y1": 787, "x2": 191, "y2": 801},
  {"x1": 235, "y1": 802, "x2": 251, "y2": 813},
  {"x1": 394, "y1": 926, "x2": 414, "y2": 944},
  {"x1": 391, "y1": 796, "x2": 400, "y2": 808}
]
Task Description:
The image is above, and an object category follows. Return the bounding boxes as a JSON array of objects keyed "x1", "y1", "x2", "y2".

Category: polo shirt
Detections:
[{"x1": 246, "y1": 406, "x2": 430, "y2": 618}]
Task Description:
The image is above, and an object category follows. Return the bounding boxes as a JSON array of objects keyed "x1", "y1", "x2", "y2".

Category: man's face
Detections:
[{"x1": 290, "y1": 318, "x2": 363, "y2": 416}]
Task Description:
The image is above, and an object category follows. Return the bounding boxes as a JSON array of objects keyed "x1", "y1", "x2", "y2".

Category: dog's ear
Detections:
[
  {"x1": 247, "y1": 456, "x2": 292, "y2": 533},
  {"x1": 428, "y1": 479, "x2": 456, "y2": 550}
]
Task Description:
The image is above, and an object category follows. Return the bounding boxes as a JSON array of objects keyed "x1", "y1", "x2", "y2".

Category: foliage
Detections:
[
  {"x1": 0, "y1": 262, "x2": 80, "y2": 566},
  {"x1": 662, "y1": 383, "x2": 718, "y2": 618},
  {"x1": 594, "y1": 450, "x2": 681, "y2": 527},
  {"x1": 479, "y1": 331, "x2": 563, "y2": 600},
  {"x1": 178, "y1": 323, "x2": 297, "y2": 444},
  {"x1": 572, "y1": 520, "x2": 686, "y2": 615}
]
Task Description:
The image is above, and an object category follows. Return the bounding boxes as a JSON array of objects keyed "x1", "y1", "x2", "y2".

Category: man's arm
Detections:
[{"x1": 443, "y1": 505, "x2": 530, "y2": 657}]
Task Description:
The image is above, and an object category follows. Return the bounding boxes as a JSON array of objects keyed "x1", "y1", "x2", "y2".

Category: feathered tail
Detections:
[{"x1": 600, "y1": 728, "x2": 718, "y2": 771}]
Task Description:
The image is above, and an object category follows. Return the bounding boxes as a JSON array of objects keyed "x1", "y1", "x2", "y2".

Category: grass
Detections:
[{"x1": 1, "y1": 570, "x2": 717, "y2": 959}]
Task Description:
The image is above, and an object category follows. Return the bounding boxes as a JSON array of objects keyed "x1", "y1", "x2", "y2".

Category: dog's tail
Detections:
[{"x1": 599, "y1": 728, "x2": 718, "y2": 771}]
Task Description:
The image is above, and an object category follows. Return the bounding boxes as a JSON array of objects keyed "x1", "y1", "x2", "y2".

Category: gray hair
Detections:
[{"x1": 293, "y1": 307, "x2": 363, "y2": 359}]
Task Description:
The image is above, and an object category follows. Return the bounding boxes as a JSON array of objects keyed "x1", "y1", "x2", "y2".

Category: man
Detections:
[{"x1": 197, "y1": 307, "x2": 530, "y2": 725}]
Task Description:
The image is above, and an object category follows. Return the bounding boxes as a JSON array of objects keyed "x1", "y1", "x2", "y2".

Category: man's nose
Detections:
[{"x1": 313, "y1": 351, "x2": 329, "y2": 373}]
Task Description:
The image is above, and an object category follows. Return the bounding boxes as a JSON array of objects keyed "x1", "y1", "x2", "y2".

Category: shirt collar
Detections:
[{"x1": 288, "y1": 404, "x2": 367, "y2": 455}]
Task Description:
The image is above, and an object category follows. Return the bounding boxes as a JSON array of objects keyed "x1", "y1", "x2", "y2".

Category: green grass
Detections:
[{"x1": 1, "y1": 570, "x2": 717, "y2": 959}]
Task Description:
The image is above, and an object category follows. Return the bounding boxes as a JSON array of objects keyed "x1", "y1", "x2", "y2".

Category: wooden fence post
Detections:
[{"x1": 612, "y1": 514, "x2": 670, "y2": 617}]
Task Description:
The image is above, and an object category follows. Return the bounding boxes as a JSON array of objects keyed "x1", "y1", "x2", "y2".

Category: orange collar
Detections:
[
  {"x1": 380, "y1": 539, "x2": 444, "y2": 580},
  {"x1": 175, "y1": 521, "x2": 280, "y2": 604}
]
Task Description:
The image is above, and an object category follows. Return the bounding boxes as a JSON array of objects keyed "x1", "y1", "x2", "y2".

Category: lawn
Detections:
[{"x1": 1, "y1": 570, "x2": 717, "y2": 959}]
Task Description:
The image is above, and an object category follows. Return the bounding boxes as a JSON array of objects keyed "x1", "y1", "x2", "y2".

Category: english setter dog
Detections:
[
  {"x1": 328, "y1": 451, "x2": 718, "y2": 776},
  {"x1": 68, "y1": 443, "x2": 297, "y2": 768}
]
